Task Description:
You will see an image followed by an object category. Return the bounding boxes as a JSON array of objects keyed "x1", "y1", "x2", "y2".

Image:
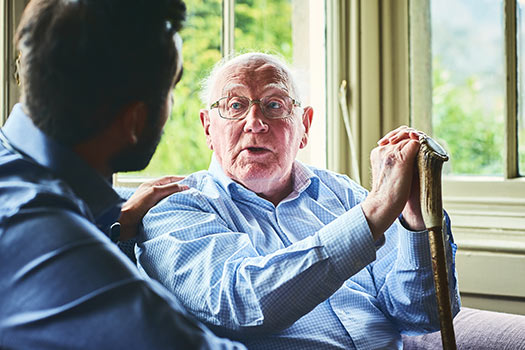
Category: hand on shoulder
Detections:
[{"x1": 118, "y1": 176, "x2": 189, "y2": 241}]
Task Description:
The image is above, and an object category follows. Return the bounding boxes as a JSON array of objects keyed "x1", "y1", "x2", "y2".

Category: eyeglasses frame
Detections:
[{"x1": 209, "y1": 95, "x2": 302, "y2": 120}]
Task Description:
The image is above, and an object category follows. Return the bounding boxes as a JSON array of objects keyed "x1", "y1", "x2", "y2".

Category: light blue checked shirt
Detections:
[{"x1": 138, "y1": 155, "x2": 460, "y2": 350}]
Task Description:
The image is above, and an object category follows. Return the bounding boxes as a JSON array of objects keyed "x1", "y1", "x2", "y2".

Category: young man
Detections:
[{"x1": 0, "y1": 0, "x2": 244, "y2": 349}]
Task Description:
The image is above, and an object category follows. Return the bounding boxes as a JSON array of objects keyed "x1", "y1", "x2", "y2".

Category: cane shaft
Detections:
[
  {"x1": 428, "y1": 227, "x2": 457, "y2": 350},
  {"x1": 418, "y1": 136, "x2": 456, "y2": 350}
]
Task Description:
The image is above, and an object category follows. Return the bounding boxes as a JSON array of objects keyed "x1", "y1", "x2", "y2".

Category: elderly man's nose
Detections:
[{"x1": 243, "y1": 105, "x2": 268, "y2": 133}]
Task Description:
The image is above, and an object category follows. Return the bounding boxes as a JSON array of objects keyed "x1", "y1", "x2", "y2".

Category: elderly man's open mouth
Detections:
[{"x1": 243, "y1": 146, "x2": 271, "y2": 155}]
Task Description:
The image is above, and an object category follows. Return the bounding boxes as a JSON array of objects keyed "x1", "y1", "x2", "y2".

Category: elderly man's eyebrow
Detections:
[
  {"x1": 221, "y1": 83, "x2": 290, "y2": 96},
  {"x1": 222, "y1": 83, "x2": 245, "y2": 94},
  {"x1": 261, "y1": 83, "x2": 289, "y2": 94}
]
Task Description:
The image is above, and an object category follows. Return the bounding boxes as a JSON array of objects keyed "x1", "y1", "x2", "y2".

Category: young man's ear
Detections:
[
  {"x1": 200, "y1": 109, "x2": 214, "y2": 150},
  {"x1": 120, "y1": 102, "x2": 148, "y2": 145},
  {"x1": 300, "y1": 106, "x2": 314, "y2": 149}
]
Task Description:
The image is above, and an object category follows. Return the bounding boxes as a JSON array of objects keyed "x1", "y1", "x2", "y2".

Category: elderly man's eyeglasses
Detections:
[{"x1": 210, "y1": 95, "x2": 301, "y2": 120}]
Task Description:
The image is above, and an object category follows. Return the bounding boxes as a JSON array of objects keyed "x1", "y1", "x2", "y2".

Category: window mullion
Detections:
[
  {"x1": 408, "y1": 0, "x2": 432, "y2": 134},
  {"x1": 505, "y1": 0, "x2": 519, "y2": 178},
  {"x1": 1, "y1": 0, "x2": 7, "y2": 124},
  {"x1": 222, "y1": 0, "x2": 235, "y2": 57},
  {"x1": 2, "y1": 0, "x2": 27, "y2": 125}
]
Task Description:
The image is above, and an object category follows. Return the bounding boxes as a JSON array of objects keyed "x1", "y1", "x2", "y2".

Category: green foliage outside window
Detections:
[
  {"x1": 132, "y1": 0, "x2": 292, "y2": 177},
  {"x1": 432, "y1": 60, "x2": 505, "y2": 175},
  {"x1": 235, "y1": 0, "x2": 292, "y2": 60}
]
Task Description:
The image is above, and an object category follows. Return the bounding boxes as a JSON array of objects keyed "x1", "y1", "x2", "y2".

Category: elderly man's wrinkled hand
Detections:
[
  {"x1": 118, "y1": 176, "x2": 189, "y2": 241},
  {"x1": 361, "y1": 126, "x2": 425, "y2": 240}
]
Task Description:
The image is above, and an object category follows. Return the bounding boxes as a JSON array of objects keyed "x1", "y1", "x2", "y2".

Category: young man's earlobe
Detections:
[{"x1": 122, "y1": 102, "x2": 148, "y2": 145}]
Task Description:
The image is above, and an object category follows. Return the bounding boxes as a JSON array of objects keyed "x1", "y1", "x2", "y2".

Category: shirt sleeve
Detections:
[
  {"x1": 0, "y1": 209, "x2": 245, "y2": 350},
  {"x1": 137, "y1": 190, "x2": 377, "y2": 335},
  {"x1": 361, "y1": 211, "x2": 461, "y2": 335}
]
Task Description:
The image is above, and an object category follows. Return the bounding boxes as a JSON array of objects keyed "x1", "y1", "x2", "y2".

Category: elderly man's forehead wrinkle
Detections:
[{"x1": 219, "y1": 64, "x2": 291, "y2": 94}]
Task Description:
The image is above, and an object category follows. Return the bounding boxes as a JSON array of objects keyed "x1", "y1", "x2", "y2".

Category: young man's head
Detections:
[{"x1": 15, "y1": 0, "x2": 186, "y2": 172}]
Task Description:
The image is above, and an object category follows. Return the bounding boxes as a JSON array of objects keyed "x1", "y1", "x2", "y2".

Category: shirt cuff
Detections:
[
  {"x1": 395, "y1": 219, "x2": 432, "y2": 268},
  {"x1": 318, "y1": 204, "x2": 377, "y2": 282}
]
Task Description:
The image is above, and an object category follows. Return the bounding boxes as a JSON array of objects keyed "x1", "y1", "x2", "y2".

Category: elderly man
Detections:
[{"x1": 137, "y1": 53, "x2": 460, "y2": 349}]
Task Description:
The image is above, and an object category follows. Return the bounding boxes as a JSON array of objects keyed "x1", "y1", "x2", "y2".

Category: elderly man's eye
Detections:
[
  {"x1": 267, "y1": 101, "x2": 283, "y2": 110},
  {"x1": 228, "y1": 98, "x2": 247, "y2": 110}
]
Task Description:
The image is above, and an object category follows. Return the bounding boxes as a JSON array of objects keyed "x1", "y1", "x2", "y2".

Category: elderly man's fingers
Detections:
[
  {"x1": 389, "y1": 129, "x2": 424, "y2": 144},
  {"x1": 398, "y1": 138, "x2": 421, "y2": 158},
  {"x1": 364, "y1": 137, "x2": 422, "y2": 239},
  {"x1": 378, "y1": 126, "x2": 426, "y2": 146},
  {"x1": 372, "y1": 138, "x2": 419, "y2": 165},
  {"x1": 378, "y1": 125, "x2": 410, "y2": 145}
]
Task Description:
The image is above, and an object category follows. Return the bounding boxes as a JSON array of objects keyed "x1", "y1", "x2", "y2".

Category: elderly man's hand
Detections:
[
  {"x1": 361, "y1": 126, "x2": 425, "y2": 240},
  {"x1": 118, "y1": 176, "x2": 189, "y2": 241}
]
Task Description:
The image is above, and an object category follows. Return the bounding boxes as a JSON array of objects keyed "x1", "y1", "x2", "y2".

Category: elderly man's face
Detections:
[{"x1": 200, "y1": 59, "x2": 312, "y2": 195}]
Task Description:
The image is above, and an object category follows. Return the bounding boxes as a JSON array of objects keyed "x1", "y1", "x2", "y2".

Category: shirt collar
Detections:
[
  {"x1": 1, "y1": 103, "x2": 122, "y2": 223},
  {"x1": 208, "y1": 153, "x2": 239, "y2": 197},
  {"x1": 292, "y1": 160, "x2": 320, "y2": 200},
  {"x1": 208, "y1": 153, "x2": 320, "y2": 201}
]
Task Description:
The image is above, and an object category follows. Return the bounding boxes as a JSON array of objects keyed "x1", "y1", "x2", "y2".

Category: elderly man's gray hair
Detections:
[{"x1": 200, "y1": 52, "x2": 304, "y2": 106}]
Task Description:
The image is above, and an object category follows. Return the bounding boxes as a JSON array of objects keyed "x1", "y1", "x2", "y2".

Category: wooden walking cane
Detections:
[{"x1": 417, "y1": 135, "x2": 457, "y2": 350}]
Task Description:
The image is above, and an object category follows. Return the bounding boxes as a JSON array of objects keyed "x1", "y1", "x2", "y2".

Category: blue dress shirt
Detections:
[
  {"x1": 138, "y1": 155, "x2": 460, "y2": 350},
  {"x1": 0, "y1": 104, "x2": 245, "y2": 349}
]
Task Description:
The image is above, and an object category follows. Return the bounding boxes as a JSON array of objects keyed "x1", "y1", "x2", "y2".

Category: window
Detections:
[
  {"x1": 119, "y1": 0, "x2": 326, "y2": 182},
  {"x1": 431, "y1": 0, "x2": 505, "y2": 176},
  {"x1": 409, "y1": 0, "x2": 525, "y2": 315}
]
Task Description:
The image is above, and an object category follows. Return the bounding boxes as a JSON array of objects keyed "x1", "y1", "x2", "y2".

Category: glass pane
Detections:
[
  {"x1": 431, "y1": 0, "x2": 505, "y2": 175},
  {"x1": 519, "y1": 0, "x2": 525, "y2": 175},
  {"x1": 234, "y1": 0, "x2": 293, "y2": 61},
  {"x1": 135, "y1": 0, "x2": 221, "y2": 176}
]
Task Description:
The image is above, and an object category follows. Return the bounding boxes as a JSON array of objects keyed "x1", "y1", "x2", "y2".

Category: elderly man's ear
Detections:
[
  {"x1": 300, "y1": 106, "x2": 314, "y2": 149},
  {"x1": 200, "y1": 109, "x2": 213, "y2": 150}
]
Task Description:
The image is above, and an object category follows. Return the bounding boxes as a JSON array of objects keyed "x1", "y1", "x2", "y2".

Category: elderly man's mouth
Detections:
[{"x1": 243, "y1": 147, "x2": 271, "y2": 155}]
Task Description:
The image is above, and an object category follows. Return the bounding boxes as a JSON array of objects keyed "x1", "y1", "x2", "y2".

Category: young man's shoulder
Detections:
[{"x1": 0, "y1": 146, "x2": 84, "y2": 226}]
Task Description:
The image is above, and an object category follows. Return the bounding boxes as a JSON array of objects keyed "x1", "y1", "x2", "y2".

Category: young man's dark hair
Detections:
[
  {"x1": 16, "y1": 0, "x2": 184, "y2": 149},
  {"x1": 0, "y1": 1, "x2": 245, "y2": 349}
]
